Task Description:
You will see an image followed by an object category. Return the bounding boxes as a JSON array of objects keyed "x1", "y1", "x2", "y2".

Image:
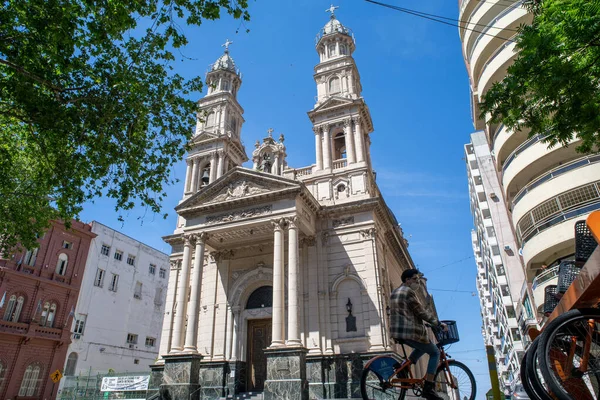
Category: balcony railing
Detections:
[
  {"x1": 468, "y1": 0, "x2": 524, "y2": 61},
  {"x1": 512, "y1": 154, "x2": 600, "y2": 208},
  {"x1": 332, "y1": 159, "x2": 347, "y2": 169},
  {"x1": 532, "y1": 265, "x2": 560, "y2": 290},
  {"x1": 501, "y1": 134, "x2": 545, "y2": 173}
]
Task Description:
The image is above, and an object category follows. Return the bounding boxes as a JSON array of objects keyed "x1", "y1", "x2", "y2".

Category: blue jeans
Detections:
[{"x1": 403, "y1": 339, "x2": 440, "y2": 375}]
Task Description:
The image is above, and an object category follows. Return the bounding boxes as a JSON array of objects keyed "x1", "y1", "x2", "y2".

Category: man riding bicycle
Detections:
[{"x1": 390, "y1": 269, "x2": 448, "y2": 400}]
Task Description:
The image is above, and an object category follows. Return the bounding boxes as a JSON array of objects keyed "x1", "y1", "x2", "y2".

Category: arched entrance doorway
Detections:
[{"x1": 246, "y1": 286, "x2": 272, "y2": 391}]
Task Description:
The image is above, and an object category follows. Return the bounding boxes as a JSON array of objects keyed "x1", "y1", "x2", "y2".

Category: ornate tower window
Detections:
[
  {"x1": 333, "y1": 131, "x2": 347, "y2": 160},
  {"x1": 329, "y1": 77, "x2": 341, "y2": 94}
]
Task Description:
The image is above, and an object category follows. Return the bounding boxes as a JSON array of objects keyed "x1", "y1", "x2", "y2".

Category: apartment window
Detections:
[
  {"x1": 62, "y1": 241, "x2": 73, "y2": 249},
  {"x1": 74, "y1": 315, "x2": 86, "y2": 334},
  {"x1": 134, "y1": 282, "x2": 142, "y2": 299},
  {"x1": 3, "y1": 295, "x2": 24, "y2": 322},
  {"x1": 18, "y1": 363, "x2": 42, "y2": 396},
  {"x1": 114, "y1": 250, "x2": 123, "y2": 261},
  {"x1": 40, "y1": 302, "x2": 57, "y2": 327},
  {"x1": 154, "y1": 287, "x2": 164, "y2": 306},
  {"x1": 23, "y1": 248, "x2": 38, "y2": 266},
  {"x1": 134, "y1": 359, "x2": 140, "y2": 364},
  {"x1": 159, "y1": 268, "x2": 166, "y2": 279},
  {"x1": 56, "y1": 253, "x2": 68, "y2": 276},
  {"x1": 94, "y1": 269, "x2": 105, "y2": 287},
  {"x1": 109, "y1": 274, "x2": 119, "y2": 292},
  {"x1": 126, "y1": 333, "x2": 138, "y2": 344},
  {"x1": 0, "y1": 360, "x2": 6, "y2": 391},
  {"x1": 100, "y1": 244, "x2": 110, "y2": 256},
  {"x1": 65, "y1": 352, "x2": 78, "y2": 376},
  {"x1": 145, "y1": 337, "x2": 156, "y2": 347},
  {"x1": 149, "y1": 264, "x2": 156, "y2": 275},
  {"x1": 127, "y1": 255, "x2": 136, "y2": 266},
  {"x1": 491, "y1": 245, "x2": 500, "y2": 256}
]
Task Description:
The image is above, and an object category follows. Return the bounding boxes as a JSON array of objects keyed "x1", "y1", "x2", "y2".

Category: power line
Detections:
[
  {"x1": 364, "y1": 0, "x2": 517, "y2": 42},
  {"x1": 424, "y1": 255, "x2": 474, "y2": 273},
  {"x1": 429, "y1": 288, "x2": 477, "y2": 294}
]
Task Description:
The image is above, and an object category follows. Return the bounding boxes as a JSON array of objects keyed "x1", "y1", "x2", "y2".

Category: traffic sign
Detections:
[{"x1": 50, "y1": 369, "x2": 63, "y2": 383}]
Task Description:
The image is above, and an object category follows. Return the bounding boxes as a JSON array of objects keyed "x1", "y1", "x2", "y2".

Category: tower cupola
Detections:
[
  {"x1": 316, "y1": 5, "x2": 355, "y2": 62},
  {"x1": 205, "y1": 39, "x2": 242, "y2": 99}
]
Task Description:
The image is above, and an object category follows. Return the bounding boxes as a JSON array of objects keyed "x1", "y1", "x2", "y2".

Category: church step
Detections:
[{"x1": 220, "y1": 392, "x2": 263, "y2": 400}]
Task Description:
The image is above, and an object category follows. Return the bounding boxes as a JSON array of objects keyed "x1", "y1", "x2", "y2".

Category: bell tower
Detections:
[
  {"x1": 182, "y1": 40, "x2": 248, "y2": 197},
  {"x1": 307, "y1": 6, "x2": 374, "y2": 173}
]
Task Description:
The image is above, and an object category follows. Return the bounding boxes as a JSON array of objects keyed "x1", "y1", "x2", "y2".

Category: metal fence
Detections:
[{"x1": 58, "y1": 371, "x2": 149, "y2": 400}]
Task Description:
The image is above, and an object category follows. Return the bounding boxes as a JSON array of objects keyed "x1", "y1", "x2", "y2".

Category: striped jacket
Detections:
[{"x1": 390, "y1": 284, "x2": 440, "y2": 343}]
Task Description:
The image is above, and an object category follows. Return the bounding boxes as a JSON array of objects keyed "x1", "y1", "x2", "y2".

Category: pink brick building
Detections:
[{"x1": 0, "y1": 220, "x2": 95, "y2": 399}]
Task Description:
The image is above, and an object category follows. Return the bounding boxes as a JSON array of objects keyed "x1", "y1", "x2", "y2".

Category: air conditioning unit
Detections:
[
  {"x1": 504, "y1": 245, "x2": 512, "y2": 251},
  {"x1": 489, "y1": 192, "x2": 498, "y2": 200},
  {"x1": 73, "y1": 333, "x2": 81, "y2": 339},
  {"x1": 129, "y1": 344, "x2": 135, "y2": 349}
]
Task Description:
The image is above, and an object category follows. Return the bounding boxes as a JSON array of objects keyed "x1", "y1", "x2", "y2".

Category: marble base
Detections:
[
  {"x1": 226, "y1": 360, "x2": 247, "y2": 395},
  {"x1": 198, "y1": 360, "x2": 230, "y2": 399},
  {"x1": 306, "y1": 352, "x2": 392, "y2": 399},
  {"x1": 157, "y1": 353, "x2": 204, "y2": 400},
  {"x1": 263, "y1": 347, "x2": 308, "y2": 400}
]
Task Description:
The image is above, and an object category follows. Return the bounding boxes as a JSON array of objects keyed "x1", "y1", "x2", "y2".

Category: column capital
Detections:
[
  {"x1": 271, "y1": 218, "x2": 285, "y2": 232},
  {"x1": 343, "y1": 118, "x2": 352, "y2": 128},
  {"x1": 191, "y1": 232, "x2": 209, "y2": 244},
  {"x1": 183, "y1": 234, "x2": 194, "y2": 247},
  {"x1": 169, "y1": 260, "x2": 180, "y2": 270},
  {"x1": 352, "y1": 116, "x2": 361, "y2": 125},
  {"x1": 312, "y1": 126, "x2": 322, "y2": 135},
  {"x1": 300, "y1": 236, "x2": 316, "y2": 247},
  {"x1": 286, "y1": 216, "x2": 299, "y2": 230}
]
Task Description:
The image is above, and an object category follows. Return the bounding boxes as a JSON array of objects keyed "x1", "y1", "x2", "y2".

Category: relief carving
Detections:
[
  {"x1": 206, "y1": 205, "x2": 273, "y2": 225},
  {"x1": 332, "y1": 216, "x2": 354, "y2": 228},
  {"x1": 208, "y1": 180, "x2": 270, "y2": 203}
]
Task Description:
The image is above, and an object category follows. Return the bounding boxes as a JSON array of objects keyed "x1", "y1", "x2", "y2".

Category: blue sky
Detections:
[{"x1": 80, "y1": 0, "x2": 493, "y2": 396}]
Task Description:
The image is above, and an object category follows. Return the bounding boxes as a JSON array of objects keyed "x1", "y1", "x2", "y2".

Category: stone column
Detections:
[
  {"x1": 216, "y1": 151, "x2": 225, "y2": 179},
  {"x1": 271, "y1": 219, "x2": 285, "y2": 347},
  {"x1": 274, "y1": 154, "x2": 280, "y2": 175},
  {"x1": 287, "y1": 217, "x2": 301, "y2": 346},
  {"x1": 184, "y1": 233, "x2": 207, "y2": 352},
  {"x1": 171, "y1": 236, "x2": 192, "y2": 352},
  {"x1": 314, "y1": 127, "x2": 323, "y2": 171},
  {"x1": 230, "y1": 306, "x2": 240, "y2": 360},
  {"x1": 190, "y1": 158, "x2": 200, "y2": 192},
  {"x1": 354, "y1": 117, "x2": 365, "y2": 163},
  {"x1": 323, "y1": 125, "x2": 332, "y2": 170},
  {"x1": 183, "y1": 160, "x2": 192, "y2": 194},
  {"x1": 209, "y1": 152, "x2": 218, "y2": 183},
  {"x1": 344, "y1": 119, "x2": 356, "y2": 164},
  {"x1": 225, "y1": 304, "x2": 233, "y2": 359},
  {"x1": 349, "y1": 75, "x2": 355, "y2": 96}
]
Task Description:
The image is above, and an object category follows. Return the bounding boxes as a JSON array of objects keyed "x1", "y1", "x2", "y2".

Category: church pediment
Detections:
[
  {"x1": 176, "y1": 168, "x2": 302, "y2": 214},
  {"x1": 310, "y1": 96, "x2": 355, "y2": 113},
  {"x1": 190, "y1": 131, "x2": 219, "y2": 144}
]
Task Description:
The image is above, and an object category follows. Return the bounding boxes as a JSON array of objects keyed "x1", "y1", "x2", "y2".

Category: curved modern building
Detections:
[{"x1": 461, "y1": 0, "x2": 600, "y2": 393}]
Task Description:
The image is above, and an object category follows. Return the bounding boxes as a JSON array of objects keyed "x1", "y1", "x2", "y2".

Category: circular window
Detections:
[{"x1": 337, "y1": 184, "x2": 346, "y2": 192}]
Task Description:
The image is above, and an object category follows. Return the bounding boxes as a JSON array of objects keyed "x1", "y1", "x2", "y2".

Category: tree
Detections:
[
  {"x1": 480, "y1": 0, "x2": 600, "y2": 154},
  {"x1": 0, "y1": 0, "x2": 250, "y2": 252}
]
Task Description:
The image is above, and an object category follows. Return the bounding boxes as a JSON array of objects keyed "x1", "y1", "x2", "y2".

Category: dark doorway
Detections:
[{"x1": 247, "y1": 318, "x2": 272, "y2": 391}]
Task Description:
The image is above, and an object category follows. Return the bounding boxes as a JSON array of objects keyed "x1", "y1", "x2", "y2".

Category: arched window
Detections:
[
  {"x1": 221, "y1": 80, "x2": 230, "y2": 91},
  {"x1": 65, "y1": 352, "x2": 78, "y2": 376},
  {"x1": 18, "y1": 363, "x2": 42, "y2": 396},
  {"x1": 3, "y1": 295, "x2": 24, "y2": 322},
  {"x1": 24, "y1": 248, "x2": 38, "y2": 266},
  {"x1": 246, "y1": 286, "x2": 273, "y2": 309},
  {"x1": 339, "y1": 43, "x2": 348, "y2": 55},
  {"x1": 205, "y1": 112, "x2": 216, "y2": 128},
  {"x1": 56, "y1": 253, "x2": 68, "y2": 275},
  {"x1": 200, "y1": 164, "x2": 211, "y2": 187},
  {"x1": 40, "y1": 302, "x2": 57, "y2": 327},
  {"x1": 329, "y1": 77, "x2": 341, "y2": 94},
  {"x1": 261, "y1": 153, "x2": 272, "y2": 173},
  {"x1": 333, "y1": 132, "x2": 347, "y2": 160},
  {"x1": 328, "y1": 44, "x2": 337, "y2": 57}
]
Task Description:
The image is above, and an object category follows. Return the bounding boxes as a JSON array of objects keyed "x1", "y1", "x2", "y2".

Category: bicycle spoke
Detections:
[
  {"x1": 361, "y1": 367, "x2": 405, "y2": 400},
  {"x1": 434, "y1": 360, "x2": 476, "y2": 400}
]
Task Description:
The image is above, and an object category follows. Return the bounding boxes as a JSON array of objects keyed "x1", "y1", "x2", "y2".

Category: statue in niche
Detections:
[
  {"x1": 346, "y1": 298, "x2": 357, "y2": 332},
  {"x1": 261, "y1": 153, "x2": 272, "y2": 173}
]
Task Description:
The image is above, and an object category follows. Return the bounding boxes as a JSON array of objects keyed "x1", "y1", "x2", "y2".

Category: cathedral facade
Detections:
[{"x1": 151, "y1": 9, "x2": 428, "y2": 400}]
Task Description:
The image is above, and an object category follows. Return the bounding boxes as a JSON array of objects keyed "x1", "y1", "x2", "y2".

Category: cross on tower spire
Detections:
[
  {"x1": 222, "y1": 39, "x2": 233, "y2": 52},
  {"x1": 267, "y1": 128, "x2": 274, "y2": 138},
  {"x1": 326, "y1": 4, "x2": 339, "y2": 17}
]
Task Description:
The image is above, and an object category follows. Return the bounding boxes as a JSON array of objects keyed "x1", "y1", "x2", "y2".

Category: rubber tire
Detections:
[
  {"x1": 537, "y1": 308, "x2": 600, "y2": 400},
  {"x1": 434, "y1": 359, "x2": 476, "y2": 400},
  {"x1": 524, "y1": 337, "x2": 554, "y2": 400},
  {"x1": 360, "y1": 363, "x2": 407, "y2": 400}
]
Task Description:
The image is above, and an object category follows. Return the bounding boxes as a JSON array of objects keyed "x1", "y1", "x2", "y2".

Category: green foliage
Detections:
[
  {"x1": 0, "y1": 0, "x2": 250, "y2": 252},
  {"x1": 480, "y1": 0, "x2": 600, "y2": 154}
]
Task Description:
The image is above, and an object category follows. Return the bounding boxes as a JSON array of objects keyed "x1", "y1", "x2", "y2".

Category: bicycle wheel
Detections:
[
  {"x1": 434, "y1": 360, "x2": 476, "y2": 400},
  {"x1": 538, "y1": 308, "x2": 600, "y2": 400},
  {"x1": 524, "y1": 337, "x2": 554, "y2": 400},
  {"x1": 360, "y1": 362, "x2": 407, "y2": 400}
]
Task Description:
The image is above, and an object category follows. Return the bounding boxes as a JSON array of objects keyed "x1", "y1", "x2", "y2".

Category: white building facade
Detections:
[
  {"x1": 465, "y1": 132, "x2": 527, "y2": 391},
  {"x1": 150, "y1": 10, "x2": 431, "y2": 400},
  {"x1": 60, "y1": 221, "x2": 169, "y2": 382},
  {"x1": 460, "y1": 0, "x2": 600, "y2": 392}
]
